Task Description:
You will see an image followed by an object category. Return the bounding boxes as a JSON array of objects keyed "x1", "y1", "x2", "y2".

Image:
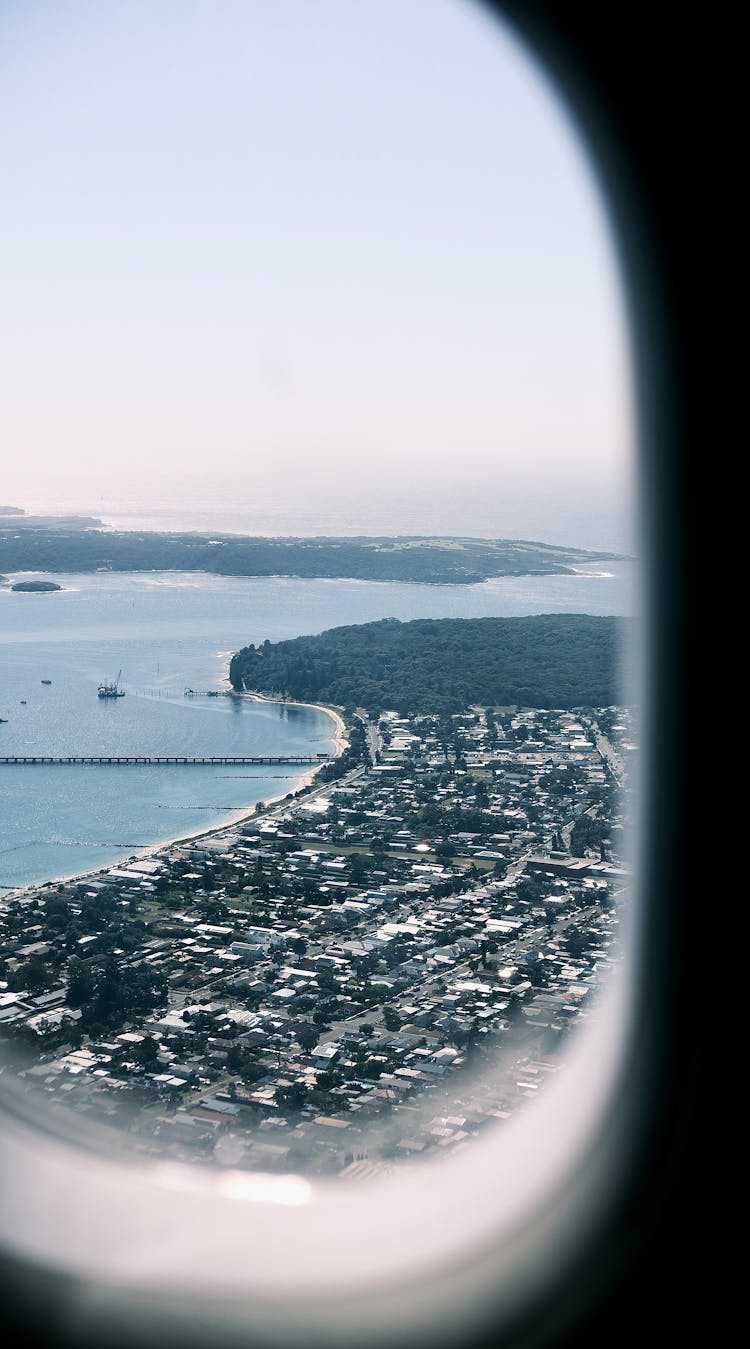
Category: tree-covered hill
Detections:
[
  {"x1": 229, "y1": 615, "x2": 628, "y2": 715},
  {"x1": 0, "y1": 528, "x2": 623, "y2": 586}
]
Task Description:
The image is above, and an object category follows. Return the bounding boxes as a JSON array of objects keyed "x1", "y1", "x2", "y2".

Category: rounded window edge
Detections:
[{"x1": 1, "y1": 3, "x2": 688, "y2": 1348}]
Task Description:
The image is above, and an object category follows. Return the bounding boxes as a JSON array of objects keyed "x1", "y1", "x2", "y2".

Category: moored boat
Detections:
[{"x1": 98, "y1": 669, "x2": 126, "y2": 699}]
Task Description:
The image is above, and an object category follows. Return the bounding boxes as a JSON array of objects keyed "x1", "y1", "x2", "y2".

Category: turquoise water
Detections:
[{"x1": 0, "y1": 565, "x2": 634, "y2": 888}]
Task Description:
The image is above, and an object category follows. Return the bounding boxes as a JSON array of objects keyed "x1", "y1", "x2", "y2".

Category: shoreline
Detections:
[
  {"x1": 232, "y1": 690, "x2": 347, "y2": 750},
  {"x1": 2, "y1": 696, "x2": 347, "y2": 902},
  {"x1": 0, "y1": 553, "x2": 633, "y2": 594}
]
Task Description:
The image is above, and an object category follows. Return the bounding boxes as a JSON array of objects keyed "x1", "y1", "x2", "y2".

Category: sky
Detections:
[{"x1": 0, "y1": 0, "x2": 635, "y2": 551}]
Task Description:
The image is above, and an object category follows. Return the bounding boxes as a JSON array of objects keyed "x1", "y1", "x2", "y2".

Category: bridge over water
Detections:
[{"x1": 0, "y1": 755, "x2": 329, "y2": 766}]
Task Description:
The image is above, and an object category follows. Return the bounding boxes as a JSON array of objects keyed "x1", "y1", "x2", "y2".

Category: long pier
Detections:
[{"x1": 0, "y1": 755, "x2": 329, "y2": 766}]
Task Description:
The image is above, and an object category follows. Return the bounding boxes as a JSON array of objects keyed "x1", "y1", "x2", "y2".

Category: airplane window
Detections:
[{"x1": 0, "y1": 2, "x2": 680, "y2": 1347}]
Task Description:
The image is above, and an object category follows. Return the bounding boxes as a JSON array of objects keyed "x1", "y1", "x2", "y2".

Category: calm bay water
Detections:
[{"x1": 0, "y1": 564, "x2": 634, "y2": 889}]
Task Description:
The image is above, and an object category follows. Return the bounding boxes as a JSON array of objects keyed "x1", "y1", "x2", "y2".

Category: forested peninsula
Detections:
[
  {"x1": 0, "y1": 527, "x2": 623, "y2": 586},
  {"x1": 229, "y1": 615, "x2": 627, "y2": 715}
]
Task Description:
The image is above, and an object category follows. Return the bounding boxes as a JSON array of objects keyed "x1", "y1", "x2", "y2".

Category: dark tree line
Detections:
[
  {"x1": 0, "y1": 527, "x2": 619, "y2": 586},
  {"x1": 229, "y1": 615, "x2": 628, "y2": 715}
]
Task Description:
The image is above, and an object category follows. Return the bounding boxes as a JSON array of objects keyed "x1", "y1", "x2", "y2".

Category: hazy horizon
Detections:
[
  {"x1": 2, "y1": 489, "x2": 632, "y2": 555},
  {"x1": 1, "y1": 0, "x2": 634, "y2": 556}
]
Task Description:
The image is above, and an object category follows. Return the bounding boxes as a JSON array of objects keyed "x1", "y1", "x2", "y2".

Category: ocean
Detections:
[{"x1": 0, "y1": 563, "x2": 635, "y2": 890}]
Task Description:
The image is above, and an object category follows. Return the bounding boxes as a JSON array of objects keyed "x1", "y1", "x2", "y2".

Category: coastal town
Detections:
[{"x1": 0, "y1": 701, "x2": 633, "y2": 1177}]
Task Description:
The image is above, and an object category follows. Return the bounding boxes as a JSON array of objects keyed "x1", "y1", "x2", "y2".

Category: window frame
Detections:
[{"x1": 0, "y1": 4, "x2": 690, "y2": 1347}]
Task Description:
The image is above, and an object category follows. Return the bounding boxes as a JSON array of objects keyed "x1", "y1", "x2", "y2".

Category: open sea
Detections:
[{"x1": 0, "y1": 563, "x2": 635, "y2": 890}]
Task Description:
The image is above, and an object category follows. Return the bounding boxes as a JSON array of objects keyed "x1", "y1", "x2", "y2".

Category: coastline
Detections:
[
  {"x1": 3, "y1": 696, "x2": 347, "y2": 902},
  {"x1": 232, "y1": 690, "x2": 347, "y2": 751}
]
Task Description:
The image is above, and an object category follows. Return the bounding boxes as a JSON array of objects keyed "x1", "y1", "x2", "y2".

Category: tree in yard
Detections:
[
  {"x1": 525, "y1": 957, "x2": 549, "y2": 988},
  {"x1": 296, "y1": 1021, "x2": 320, "y2": 1052},
  {"x1": 240, "y1": 1059, "x2": 265, "y2": 1086},
  {"x1": 198, "y1": 895, "x2": 228, "y2": 923},
  {"x1": 382, "y1": 1005, "x2": 401, "y2": 1032},
  {"x1": 133, "y1": 1035, "x2": 159, "y2": 1068},
  {"x1": 275, "y1": 1082, "x2": 309, "y2": 1113},
  {"x1": 96, "y1": 956, "x2": 121, "y2": 1014},
  {"x1": 353, "y1": 952, "x2": 378, "y2": 980},
  {"x1": 348, "y1": 853, "x2": 370, "y2": 884},
  {"x1": 63, "y1": 919, "x2": 83, "y2": 952},
  {"x1": 9, "y1": 955, "x2": 57, "y2": 995},
  {"x1": 316, "y1": 965, "x2": 338, "y2": 992},
  {"x1": 567, "y1": 929, "x2": 594, "y2": 958},
  {"x1": 570, "y1": 813, "x2": 607, "y2": 858}
]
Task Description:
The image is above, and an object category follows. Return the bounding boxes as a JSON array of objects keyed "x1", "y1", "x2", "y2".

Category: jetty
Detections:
[{"x1": 0, "y1": 754, "x2": 329, "y2": 766}]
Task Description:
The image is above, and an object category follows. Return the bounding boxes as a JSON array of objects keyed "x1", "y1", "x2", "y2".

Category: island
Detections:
[
  {"x1": 0, "y1": 526, "x2": 626, "y2": 585},
  {"x1": 10, "y1": 580, "x2": 62, "y2": 592}
]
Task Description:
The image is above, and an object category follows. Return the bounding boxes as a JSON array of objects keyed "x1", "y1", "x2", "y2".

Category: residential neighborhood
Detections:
[{"x1": 0, "y1": 704, "x2": 633, "y2": 1177}]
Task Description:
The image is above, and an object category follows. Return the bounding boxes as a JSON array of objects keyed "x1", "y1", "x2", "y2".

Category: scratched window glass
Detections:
[{"x1": 0, "y1": 0, "x2": 636, "y2": 1176}]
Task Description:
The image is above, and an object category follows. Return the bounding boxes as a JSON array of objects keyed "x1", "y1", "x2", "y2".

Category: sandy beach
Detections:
[{"x1": 233, "y1": 691, "x2": 347, "y2": 751}]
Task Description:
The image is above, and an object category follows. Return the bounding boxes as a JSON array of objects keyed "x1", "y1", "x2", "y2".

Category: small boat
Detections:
[
  {"x1": 41, "y1": 679, "x2": 52, "y2": 685},
  {"x1": 20, "y1": 700, "x2": 26, "y2": 705}
]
